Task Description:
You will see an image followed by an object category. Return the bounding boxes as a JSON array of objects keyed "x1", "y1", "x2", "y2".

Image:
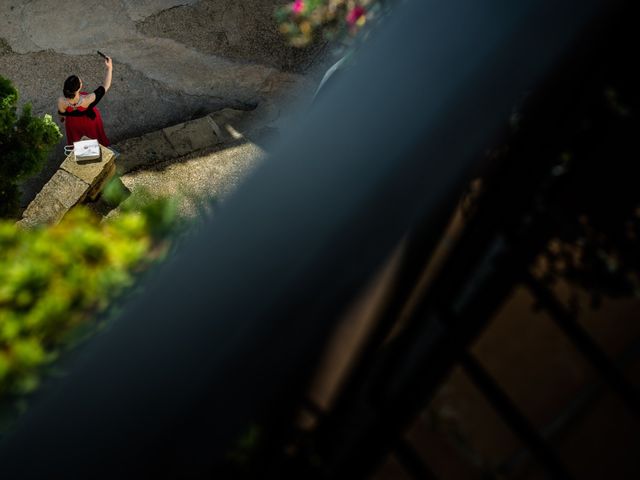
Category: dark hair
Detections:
[{"x1": 63, "y1": 75, "x2": 81, "y2": 99}]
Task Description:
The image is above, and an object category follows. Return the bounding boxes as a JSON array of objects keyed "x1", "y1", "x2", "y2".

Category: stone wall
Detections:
[{"x1": 18, "y1": 142, "x2": 115, "y2": 228}]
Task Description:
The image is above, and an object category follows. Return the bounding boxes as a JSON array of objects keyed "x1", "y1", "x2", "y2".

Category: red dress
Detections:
[{"x1": 64, "y1": 92, "x2": 110, "y2": 146}]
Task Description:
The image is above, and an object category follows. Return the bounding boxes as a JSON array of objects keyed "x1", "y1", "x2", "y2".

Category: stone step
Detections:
[
  {"x1": 18, "y1": 142, "x2": 116, "y2": 228},
  {"x1": 112, "y1": 104, "x2": 278, "y2": 175}
]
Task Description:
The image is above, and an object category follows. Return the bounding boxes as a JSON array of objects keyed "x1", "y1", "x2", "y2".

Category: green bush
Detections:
[
  {"x1": 0, "y1": 197, "x2": 176, "y2": 400},
  {"x1": 1, "y1": 75, "x2": 62, "y2": 217}
]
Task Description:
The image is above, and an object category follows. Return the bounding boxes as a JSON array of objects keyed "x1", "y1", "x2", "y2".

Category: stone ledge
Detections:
[
  {"x1": 209, "y1": 108, "x2": 247, "y2": 142},
  {"x1": 61, "y1": 145, "x2": 116, "y2": 202},
  {"x1": 113, "y1": 109, "x2": 255, "y2": 175},
  {"x1": 115, "y1": 130, "x2": 177, "y2": 175},
  {"x1": 18, "y1": 141, "x2": 116, "y2": 228},
  {"x1": 18, "y1": 169, "x2": 89, "y2": 228},
  {"x1": 60, "y1": 146, "x2": 114, "y2": 185},
  {"x1": 163, "y1": 115, "x2": 221, "y2": 156}
]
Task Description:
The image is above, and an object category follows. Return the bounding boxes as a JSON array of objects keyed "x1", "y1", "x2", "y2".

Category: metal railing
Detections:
[{"x1": 0, "y1": 0, "x2": 637, "y2": 478}]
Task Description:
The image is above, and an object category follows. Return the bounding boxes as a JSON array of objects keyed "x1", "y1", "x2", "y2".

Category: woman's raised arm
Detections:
[{"x1": 103, "y1": 57, "x2": 113, "y2": 92}]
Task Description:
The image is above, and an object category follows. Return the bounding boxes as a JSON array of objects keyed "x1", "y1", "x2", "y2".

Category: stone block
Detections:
[
  {"x1": 60, "y1": 144, "x2": 115, "y2": 187},
  {"x1": 209, "y1": 108, "x2": 247, "y2": 141},
  {"x1": 19, "y1": 169, "x2": 89, "y2": 227},
  {"x1": 115, "y1": 130, "x2": 176, "y2": 174},
  {"x1": 209, "y1": 108, "x2": 245, "y2": 127},
  {"x1": 163, "y1": 116, "x2": 221, "y2": 156},
  {"x1": 17, "y1": 197, "x2": 66, "y2": 229},
  {"x1": 87, "y1": 161, "x2": 116, "y2": 201}
]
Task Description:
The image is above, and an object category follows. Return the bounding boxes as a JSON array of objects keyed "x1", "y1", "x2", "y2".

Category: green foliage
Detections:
[
  {"x1": 226, "y1": 424, "x2": 263, "y2": 467},
  {"x1": 102, "y1": 175, "x2": 131, "y2": 206},
  {"x1": 114, "y1": 180, "x2": 179, "y2": 239},
  {"x1": 224, "y1": 423, "x2": 267, "y2": 477},
  {"x1": 276, "y1": 0, "x2": 384, "y2": 47},
  {"x1": 0, "y1": 201, "x2": 176, "y2": 401},
  {"x1": 0, "y1": 75, "x2": 62, "y2": 217}
]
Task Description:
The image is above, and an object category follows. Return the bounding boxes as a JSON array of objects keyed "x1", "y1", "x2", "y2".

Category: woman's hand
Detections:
[{"x1": 105, "y1": 57, "x2": 113, "y2": 70}]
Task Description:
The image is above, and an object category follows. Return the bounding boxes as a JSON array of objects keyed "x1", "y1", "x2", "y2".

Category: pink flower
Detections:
[
  {"x1": 291, "y1": 0, "x2": 304, "y2": 14},
  {"x1": 346, "y1": 5, "x2": 366, "y2": 25}
]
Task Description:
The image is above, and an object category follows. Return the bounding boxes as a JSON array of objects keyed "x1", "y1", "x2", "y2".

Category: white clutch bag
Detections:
[{"x1": 64, "y1": 139, "x2": 101, "y2": 162}]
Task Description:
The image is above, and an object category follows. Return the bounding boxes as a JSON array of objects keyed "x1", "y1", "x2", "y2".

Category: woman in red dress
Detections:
[{"x1": 57, "y1": 56, "x2": 113, "y2": 147}]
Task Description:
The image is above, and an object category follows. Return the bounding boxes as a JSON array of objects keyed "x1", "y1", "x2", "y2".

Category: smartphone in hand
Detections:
[{"x1": 97, "y1": 50, "x2": 109, "y2": 60}]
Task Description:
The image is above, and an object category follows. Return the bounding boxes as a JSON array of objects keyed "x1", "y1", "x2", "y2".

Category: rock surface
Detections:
[{"x1": 163, "y1": 115, "x2": 221, "y2": 156}]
